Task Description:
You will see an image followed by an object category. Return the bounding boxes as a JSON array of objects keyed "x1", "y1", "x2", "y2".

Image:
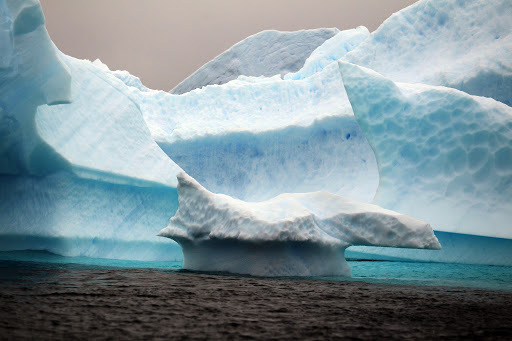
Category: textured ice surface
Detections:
[
  {"x1": 339, "y1": 61, "x2": 512, "y2": 239},
  {"x1": 170, "y1": 28, "x2": 339, "y2": 94},
  {"x1": 343, "y1": 0, "x2": 512, "y2": 105},
  {"x1": 0, "y1": 0, "x2": 71, "y2": 175},
  {"x1": 0, "y1": 173, "x2": 182, "y2": 260},
  {"x1": 158, "y1": 173, "x2": 440, "y2": 277},
  {"x1": 140, "y1": 62, "x2": 378, "y2": 202},
  {"x1": 285, "y1": 26, "x2": 369, "y2": 80}
]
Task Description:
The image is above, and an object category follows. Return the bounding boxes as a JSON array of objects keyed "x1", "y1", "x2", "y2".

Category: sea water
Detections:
[{"x1": 0, "y1": 250, "x2": 510, "y2": 291}]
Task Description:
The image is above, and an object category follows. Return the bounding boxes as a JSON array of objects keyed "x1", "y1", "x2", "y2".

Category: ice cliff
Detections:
[{"x1": 158, "y1": 173, "x2": 440, "y2": 276}]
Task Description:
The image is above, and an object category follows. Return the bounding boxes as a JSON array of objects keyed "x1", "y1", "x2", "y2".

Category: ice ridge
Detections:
[{"x1": 170, "y1": 28, "x2": 339, "y2": 94}]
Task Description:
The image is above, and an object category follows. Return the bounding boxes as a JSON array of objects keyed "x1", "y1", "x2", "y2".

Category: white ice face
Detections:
[
  {"x1": 170, "y1": 28, "x2": 339, "y2": 94},
  {"x1": 343, "y1": 0, "x2": 512, "y2": 106},
  {"x1": 158, "y1": 172, "x2": 440, "y2": 277},
  {"x1": 339, "y1": 61, "x2": 512, "y2": 239}
]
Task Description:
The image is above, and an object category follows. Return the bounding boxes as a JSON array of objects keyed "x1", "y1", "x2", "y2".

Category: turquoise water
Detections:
[{"x1": 1, "y1": 250, "x2": 511, "y2": 291}]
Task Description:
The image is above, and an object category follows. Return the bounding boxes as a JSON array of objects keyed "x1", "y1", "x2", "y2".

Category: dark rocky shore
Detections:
[{"x1": 1, "y1": 261, "x2": 511, "y2": 340}]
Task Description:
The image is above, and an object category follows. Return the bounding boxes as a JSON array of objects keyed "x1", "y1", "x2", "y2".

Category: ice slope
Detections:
[
  {"x1": 338, "y1": 61, "x2": 512, "y2": 239},
  {"x1": 0, "y1": 0, "x2": 71, "y2": 175},
  {"x1": 36, "y1": 54, "x2": 182, "y2": 187},
  {"x1": 170, "y1": 28, "x2": 339, "y2": 94},
  {"x1": 285, "y1": 26, "x2": 369, "y2": 80},
  {"x1": 159, "y1": 172, "x2": 440, "y2": 277},
  {"x1": 140, "y1": 62, "x2": 378, "y2": 202},
  {"x1": 343, "y1": 0, "x2": 512, "y2": 106}
]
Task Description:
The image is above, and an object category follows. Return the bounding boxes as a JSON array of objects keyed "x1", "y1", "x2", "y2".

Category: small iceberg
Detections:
[{"x1": 158, "y1": 173, "x2": 441, "y2": 277}]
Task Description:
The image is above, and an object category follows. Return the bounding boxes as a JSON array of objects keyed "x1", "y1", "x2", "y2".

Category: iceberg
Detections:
[
  {"x1": 2, "y1": 0, "x2": 511, "y2": 269},
  {"x1": 343, "y1": 0, "x2": 512, "y2": 105},
  {"x1": 170, "y1": 28, "x2": 339, "y2": 94},
  {"x1": 158, "y1": 172, "x2": 440, "y2": 277},
  {"x1": 338, "y1": 61, "x2": 512, "y2": 240}
]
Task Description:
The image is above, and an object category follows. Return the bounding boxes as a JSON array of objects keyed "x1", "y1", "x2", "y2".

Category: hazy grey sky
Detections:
[{"x1": 40, "y1": 0, "x2": 417, "y2": 91}]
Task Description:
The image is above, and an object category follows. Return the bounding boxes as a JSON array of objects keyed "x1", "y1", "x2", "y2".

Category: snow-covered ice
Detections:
[
  {"x1": 158, "y1": 172, "x2": 440, "y2": 277},
  {"x1": 171, "y1": 28, "x2": 339, "y2": 94}
]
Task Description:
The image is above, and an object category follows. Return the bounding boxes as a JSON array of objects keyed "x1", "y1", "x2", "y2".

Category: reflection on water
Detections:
[{"x1": 0, "y1": 250, "x2": 511, "y2": 291}]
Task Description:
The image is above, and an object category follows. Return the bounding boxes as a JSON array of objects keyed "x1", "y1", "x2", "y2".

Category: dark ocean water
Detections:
[{"x1": 1, "y1": 250, "x2": 511, "y2": 291}]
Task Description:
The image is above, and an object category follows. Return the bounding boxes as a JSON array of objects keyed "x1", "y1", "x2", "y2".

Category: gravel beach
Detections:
[{"x1": 1, "y1": 261, "x2": 511, "y2": 340}]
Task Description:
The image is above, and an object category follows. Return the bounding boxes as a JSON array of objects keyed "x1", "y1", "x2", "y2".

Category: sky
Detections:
[{"x1": 40, "y1": 0, "x2": 417, "y2": 91}]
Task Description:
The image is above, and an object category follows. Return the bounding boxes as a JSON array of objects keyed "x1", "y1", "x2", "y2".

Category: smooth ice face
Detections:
[
  {"x1": 139, "y1": 63, "x2": 378, "y2": 202},
  {"x1": 36, "y1": 54, "x2": 182, "y2": 187},
  {"x1": 285, "y1": 26, "x2": 369, "y2": 80},
  {"x1": 0, "y1": 0, "x2": 71, "y2": 175},
  {"x1": 158, "y1": 172, "x2": 440, "y2": 277},
  {"x1": 339, "y1": 61, "x2": 512, "y2": 239},
  {"x1": 343, "y1": 0, "x2": 512, "y2": 106},
  {"x1": 170, "y1": 28, "x2": 339, "y2": 94}
]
